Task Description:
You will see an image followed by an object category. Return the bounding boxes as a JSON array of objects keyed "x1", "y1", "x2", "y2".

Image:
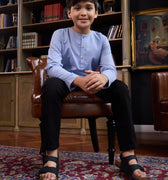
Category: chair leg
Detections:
[
  {"x1": 107, "y1": 116, "x2": 116, "y2": 165},
  {"x1": 88, "y1": 117, "x2": 99, "y2": 152}
]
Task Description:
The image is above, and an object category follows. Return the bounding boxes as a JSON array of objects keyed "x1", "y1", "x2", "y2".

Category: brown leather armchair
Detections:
[
  {"x1": 26, "y1": 57, "x2": 116, "y2": 164},
  {"x1": 151, "y1": 72, "x2": 168, "y2": 131}
]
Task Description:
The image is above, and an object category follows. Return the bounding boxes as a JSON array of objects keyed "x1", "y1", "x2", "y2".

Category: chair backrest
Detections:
[{"x1": 26, "y1": 57, "x2": 48, "y2": 117}]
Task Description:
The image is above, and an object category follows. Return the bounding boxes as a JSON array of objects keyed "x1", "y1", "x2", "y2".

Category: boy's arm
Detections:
[{"x1": 46, "y1": 30, "x2": 78, "y2": 90}]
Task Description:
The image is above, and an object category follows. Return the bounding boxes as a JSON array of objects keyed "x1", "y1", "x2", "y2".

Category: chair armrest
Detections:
[
  {"x1": 151, "y1": 72, "x2": 168, "y2": 102},
  {"x1": 151, "y1": 72, "x2": 168, "y2": 130},
  {"x1": 26, "y1": 57, "x2": 49, "y2": 103}
]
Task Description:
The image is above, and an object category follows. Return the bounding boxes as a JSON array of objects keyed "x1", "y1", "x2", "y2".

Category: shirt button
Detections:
[
  {"x1": 81, "y1": 56, "x2": 84, "y2": 59},
  {"x1": 82, "y1": 46, "x2": 84, "y2": 48},
  {"x1": 83, "y1": 36, "x2": 85, "y2": 39}
]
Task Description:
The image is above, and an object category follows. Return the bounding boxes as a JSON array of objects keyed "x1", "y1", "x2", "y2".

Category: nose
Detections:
[{"x1": 80, "y1": 8, "x2": 87, "y2": 16}]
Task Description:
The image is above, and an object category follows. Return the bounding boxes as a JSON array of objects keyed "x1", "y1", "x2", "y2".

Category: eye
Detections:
[
  {"x1": 87, "y1": 7, "x2": 92, "y2": 10},
  {"x1": 86, "y1": 5, "x2": 93, "y2": 11},
  {"x1": 75, "y1": 7, "x2": 80, "y2": 10},
  {"x1": 73, "y1": 5, "x2": 81, "y2": 10}
]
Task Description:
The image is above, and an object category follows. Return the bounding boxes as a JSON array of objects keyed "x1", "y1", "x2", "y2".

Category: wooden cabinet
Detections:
[
  {"x1": 0, "y1": 0, "x2": 131, "y2": 133},
  {"x1": 0, "y1": 73, "x2": 40, "y2": 131},
  {"x1": 0, "y1": 75, "x2": 15, "y2": 128}
]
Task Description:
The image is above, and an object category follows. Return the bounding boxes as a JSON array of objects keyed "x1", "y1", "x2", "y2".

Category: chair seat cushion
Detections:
[
  {"x1": 32, "y1": 91, "x2": 106, "y2": 104},
  {"x1": 64, "y1": 91, "x2": 105, "y2": 103}
]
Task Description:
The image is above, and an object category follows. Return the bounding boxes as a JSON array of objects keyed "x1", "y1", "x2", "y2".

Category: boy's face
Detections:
[{"x1": 67, "y1": 1, "x2": 98, "y2": 34}]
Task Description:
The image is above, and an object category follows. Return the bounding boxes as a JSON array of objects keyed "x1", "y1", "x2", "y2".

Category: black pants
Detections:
[{"x1": 40, "y1": 77, "x2": 138, "y2": 154}]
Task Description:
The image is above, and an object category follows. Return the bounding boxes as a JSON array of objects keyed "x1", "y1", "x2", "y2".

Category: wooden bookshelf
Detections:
[{"x1": 0, "y1": 0, "x2": 131, "y2": 133}]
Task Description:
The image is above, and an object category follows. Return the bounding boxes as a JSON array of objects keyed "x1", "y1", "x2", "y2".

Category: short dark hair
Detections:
[{"x1": 66, "y1": 0, "x2": 99, "y2": 10}]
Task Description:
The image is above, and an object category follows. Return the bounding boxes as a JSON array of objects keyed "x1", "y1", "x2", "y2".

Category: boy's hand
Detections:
[
  {"x1": 85, "y1": 70, "x2": 108, "y2": 93},
  {"x1": 72, "y1": 70, "x2": 108, "y2": 94}
]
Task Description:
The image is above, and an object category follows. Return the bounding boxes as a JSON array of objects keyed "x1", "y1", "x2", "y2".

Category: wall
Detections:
[{"x1": 130, "y1": 0, "x2": 168, "y2": 11}]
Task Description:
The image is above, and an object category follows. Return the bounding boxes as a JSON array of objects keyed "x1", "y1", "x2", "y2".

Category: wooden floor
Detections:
[{"x1": 0, "y1": 131, "x2": 168, "y2": 157}]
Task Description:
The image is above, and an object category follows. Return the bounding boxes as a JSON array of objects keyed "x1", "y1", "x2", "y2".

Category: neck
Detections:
[{"x1": 71, "y1": 26, "x2": 91, "y2": 34}]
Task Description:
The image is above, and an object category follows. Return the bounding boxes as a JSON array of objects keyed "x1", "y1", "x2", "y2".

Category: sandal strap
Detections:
[
  {"x1": 39, "y1": 166, "x2": 59, "y2": 177},
  {"x1": 43, "y1": 155, "x2": 59, "y2": 165},
  {"x1": 120, "y1": 154, "x2": 138, "y2": 162},
  {"x1": 130, "y1": 164, "x2": 146, "y2": 172}
]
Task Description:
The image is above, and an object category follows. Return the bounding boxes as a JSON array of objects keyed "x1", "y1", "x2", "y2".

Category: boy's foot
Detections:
[
  {"x1": 115, "y1": 153, "x2": 147, "y2": 180},
  {"x1": 39, "y1": 155, "x2": 59, "y2": 180}
]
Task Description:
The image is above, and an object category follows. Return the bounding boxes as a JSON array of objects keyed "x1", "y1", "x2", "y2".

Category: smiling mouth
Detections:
[{"x1": 79, "y1": 19, "x2": 88, "y2": 23}]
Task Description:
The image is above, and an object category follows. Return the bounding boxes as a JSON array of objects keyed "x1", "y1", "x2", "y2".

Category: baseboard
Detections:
[
  {"x1": 134, "y1": 125, "x2": 155, "y2": 133},
  {"x1": 134, "y1": 125, "x2": 168, "y2": 141}
]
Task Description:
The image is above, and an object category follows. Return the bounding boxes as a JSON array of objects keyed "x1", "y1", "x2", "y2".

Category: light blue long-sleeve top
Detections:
[{"x1": 46, "y1": 27, "x2": 117, "y2": 91}]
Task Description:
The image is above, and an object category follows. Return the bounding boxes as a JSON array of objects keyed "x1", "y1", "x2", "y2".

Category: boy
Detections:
[{"x1": 39, "y1": 0, "x2": 147, "y2": 179}]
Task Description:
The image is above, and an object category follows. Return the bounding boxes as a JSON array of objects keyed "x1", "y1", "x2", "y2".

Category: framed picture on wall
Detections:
[{"x1": 131, "y1": 8, "x2": 168, "y2": 69}]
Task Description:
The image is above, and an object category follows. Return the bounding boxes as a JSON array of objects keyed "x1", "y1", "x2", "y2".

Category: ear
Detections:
[
  {"x1": 67, "y1": 9, "x2": 72, "y2": 19},
  {"x1": 94, "y1": 10, "x2": 98, "y2": 18}
]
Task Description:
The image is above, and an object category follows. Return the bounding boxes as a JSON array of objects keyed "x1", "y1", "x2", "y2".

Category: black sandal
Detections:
[
  {"x1": 39, "y1": 155, "x2": 60, "y2": 179},
  {"x1": 115, "y1": 154, "x2": 146, "y2": 180}
]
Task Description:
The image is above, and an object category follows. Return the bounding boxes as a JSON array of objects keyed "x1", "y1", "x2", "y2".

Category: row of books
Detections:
[
  {"x1": 40, "y1": 55, "x2": 48, "y2": 59},
  {"x1": 107, "y1": 24, "x2": 122, "y2": 40},
  {"x1": 0, "y1": 13, "x2": 17, "y2": 28},
  {"x1": 22, "y1": 32, "x2": 41, "y2": 48},
  {"x1": 44, "y1": 3, "x2": 64, "y2": 22},
  {"x1": 5, "y1": 58, "x2": 17, "y2": 72}
]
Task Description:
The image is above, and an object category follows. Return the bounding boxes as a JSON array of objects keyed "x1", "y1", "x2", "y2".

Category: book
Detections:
[
  {"x1": 22, "y1": 32, "x2": 41, "y2": 48},
  {"x1": 6, "y1": 36, "x2": 17, "y2": 49},
  {"x1": 0, "y1": 14, "x2": 4, "y2": 28},
  {"x1": 52, "y1": 3, "x2": 63, "y2": 21},
  {"x1": 40, "y1": 55, "x2": 48, "y2": 59},
  {"x1": 44, "y1": 4, "x2": 52, "y2": 22},
  {"x1": 107, "y1": 24, "x2": 122, "y2": 40},
  {"x1": 3, "y1": 13, "x2": 13, "y2": 27},
  {"x1": 4, "y1": 58, "x2": 16, "y2": 72},
  {"x1": 109, "y1": 25, "x2": 117, "y2": 39},
  {"x1": 116, "y1": 24, "x2": 122, "y2": 38},
  {"x1": 107, "y1": 25, "x2": 113, "y2": 39},
  {"x1": 112, "y1": 25, "x2": 119, "y2": 39},
  {"x1": 44, "y1": 3, "x2": 63, "y2": 22}
]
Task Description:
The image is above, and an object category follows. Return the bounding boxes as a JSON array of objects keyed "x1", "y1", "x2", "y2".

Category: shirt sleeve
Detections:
[
  {"x1": 45, "y1": 30, "x2": 78, "y2": 90},
  {"x1": 99, "y1": 36, "x2": 117, "y2": 87}
]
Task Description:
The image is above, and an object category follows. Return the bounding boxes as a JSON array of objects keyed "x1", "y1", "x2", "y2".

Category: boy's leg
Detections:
[
  {"x1": 96, "y1": 80, "x2": 146, "y2": 179},
  {"x1": 40, "y1": 77, "x2": 70, "y2": 154},
  {"x1": 96, "y1": 79, "x2": 138, "y2": 151}
]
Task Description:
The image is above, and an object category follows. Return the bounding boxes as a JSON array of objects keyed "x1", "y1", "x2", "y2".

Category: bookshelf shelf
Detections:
[
  {"x1": 23, "y1": 0, "x2": 66, "y2": 8},
  {"x1": 23, "y1": 19, "x2": 73, "y2": 31},
  {"x1": 22, "y1": 45, "x2": 49, "y2": 51},
  {"x1": 0, "y1": 49, "x2": 17, "y2": 54},
  {"x1": 0, "y1": 4, "x2": 18, "y2": 13},
  {"x1": 0, "y1": 26, "x2": 17, "y2": 34},
  {"x1": 109, "y1": 38, "x2": 122, "y2": 46}
]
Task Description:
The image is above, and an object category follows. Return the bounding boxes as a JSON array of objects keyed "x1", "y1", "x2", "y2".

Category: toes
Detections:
[
  {"x1": 133, "y1": 169, "x2": 146, "y2": 178},
  {"x1": 40, "y1": 172, "x2": 57, "y2": 180}
]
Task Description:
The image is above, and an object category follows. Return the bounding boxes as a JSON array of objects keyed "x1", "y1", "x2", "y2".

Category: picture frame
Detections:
[{"x1": 131, "y1": 8, "x2": 168, "y2": 69}]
